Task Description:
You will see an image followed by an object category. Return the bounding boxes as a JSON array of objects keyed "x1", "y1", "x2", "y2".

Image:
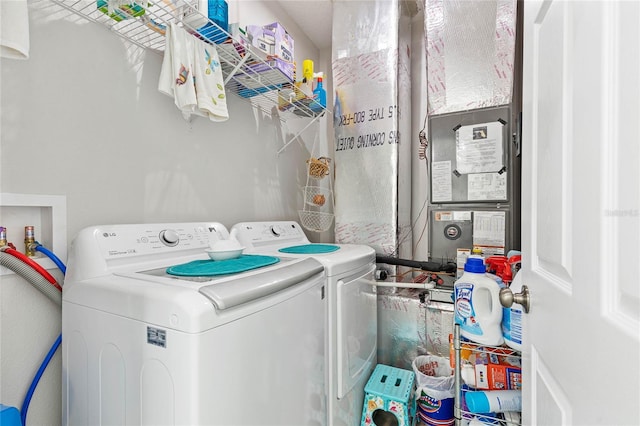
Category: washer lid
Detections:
[{"x1": 198, "y1": 257, "x2": 323, "y2": 310}]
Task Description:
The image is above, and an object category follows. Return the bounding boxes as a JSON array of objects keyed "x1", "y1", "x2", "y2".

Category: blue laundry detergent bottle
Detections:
[
  {"x1": 501, "y1": 272, "x2": 524, "y2": 351},
  {"x1": 454, "y1": 256, "x2": 504, "y2": 346},
  {"x1": 310, "y1": 75, "x2": 326, "y2": 113}
]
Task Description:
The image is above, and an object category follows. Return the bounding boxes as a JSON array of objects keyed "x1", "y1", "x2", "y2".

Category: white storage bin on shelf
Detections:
[{"x1": 49, "y1": 0, "x2": 328, "y2": 123}]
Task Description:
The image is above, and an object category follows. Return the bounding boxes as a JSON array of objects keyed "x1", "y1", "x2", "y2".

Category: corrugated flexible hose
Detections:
[{"x1": 0, "y1": 251, "x2": 62, "y2": 306}]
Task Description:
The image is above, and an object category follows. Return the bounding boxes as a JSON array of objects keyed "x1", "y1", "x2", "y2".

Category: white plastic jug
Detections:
[
  {"x1": 454, "y1": 257, "x2": 504, "y2": 346},
  {"x1": 502, "y1": 272, "x2": 524, "y2": 351}
]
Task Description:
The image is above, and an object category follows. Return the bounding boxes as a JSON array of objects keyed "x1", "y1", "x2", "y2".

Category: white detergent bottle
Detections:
[
  {"x1": 454, "y1": 256, "x2": 504, "y2": 346},
  {"x1": 502, "y1": 272, "x2": 524, "y2": 351}
]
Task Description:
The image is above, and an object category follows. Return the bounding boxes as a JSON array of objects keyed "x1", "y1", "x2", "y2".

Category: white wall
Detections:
[{"x1": 0, "y1": 1, "x2": 324, "y2": 424}]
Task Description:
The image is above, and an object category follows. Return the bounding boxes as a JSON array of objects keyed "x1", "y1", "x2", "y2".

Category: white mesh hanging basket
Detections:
[
  {"x1": 298, "y1": 210, "x2": 334, "y2": 232},
  {"x1": 303, "y1": 186, "x2": 333, "y2": 208},
  {"x1": 306, "y1": 157, "x2": 331, "y2": 179}
]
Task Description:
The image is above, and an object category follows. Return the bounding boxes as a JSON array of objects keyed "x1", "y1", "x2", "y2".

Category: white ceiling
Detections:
[{"x1": 278, "y1": 0, "x2": 334, "y2": 49}]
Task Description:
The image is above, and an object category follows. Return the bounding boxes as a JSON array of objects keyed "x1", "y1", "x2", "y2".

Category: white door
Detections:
[{"x1": 522, "y1": 1, "x2": 640, "y2": 424}]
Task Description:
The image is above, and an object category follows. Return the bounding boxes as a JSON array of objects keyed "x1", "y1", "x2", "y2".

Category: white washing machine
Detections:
[
  {"x1": 62, "y1": 222, "x2": 326, "y2": 426},
  {"x1": 232, "y1": 221, "x2": 377, "y2": 426}
]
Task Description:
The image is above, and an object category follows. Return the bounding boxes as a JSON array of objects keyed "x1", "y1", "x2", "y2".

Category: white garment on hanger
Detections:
[
  {"x1": 158, "y1": 22, "x2": 197, "y2": 121},
  {"x1": 1, "y1": 0, "x2": 30, "y2": 60},
  {"x1": 193, "y1": 37, "x2": 229, "y2": 122}
]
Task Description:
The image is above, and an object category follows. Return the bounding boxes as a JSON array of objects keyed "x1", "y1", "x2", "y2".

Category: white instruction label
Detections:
[
  {"x1": 472, "y1": 211, "x2": 506, "y2": 255},
  {"x1": 431, "y1": 160, "x2": 452, "y2": 202},
  {"x1": 456, "y1": 122, "x2": 503, "y2": 174},
  {"x1": 468, "y1": 172, "x2": 507, "y2": 200}
]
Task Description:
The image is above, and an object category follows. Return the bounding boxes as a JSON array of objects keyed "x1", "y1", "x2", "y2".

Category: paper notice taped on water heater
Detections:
[
  {"x1": 467, "y1": 172, "x2": 507, "y2": 201},
  {"x1": 432, "y1": 160, "x2": 453, "y2": 202},
  {"x1": 456, "y1": 122, "x2": 503, "y2": 174},
  {"x1": 472, "y1": 211, "x2": 506, "y2": 256}
]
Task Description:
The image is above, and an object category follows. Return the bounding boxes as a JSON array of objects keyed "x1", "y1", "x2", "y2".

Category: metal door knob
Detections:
[{"x1": 499, "y1": 285, "x2": 530, "y2": 313}]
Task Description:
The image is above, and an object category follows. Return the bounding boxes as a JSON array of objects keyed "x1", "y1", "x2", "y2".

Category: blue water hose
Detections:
[
  {"x1": 34, "y1": 243, "x2": 66, "y2": 275},
  {"x1": 20, "y1": 243, "x2": 66, "y2": 426},
  {"x1": 20, "y1": 335, "x2": 62, "y2": 426}
]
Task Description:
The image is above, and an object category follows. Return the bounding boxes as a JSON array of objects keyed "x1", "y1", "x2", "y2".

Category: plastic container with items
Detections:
[
  {"x1": 412, "y1": 355, "x2": 455, "y2": 426},
  {"x1": 451, "y1": 324, "x2": 523, "y2": 426}
]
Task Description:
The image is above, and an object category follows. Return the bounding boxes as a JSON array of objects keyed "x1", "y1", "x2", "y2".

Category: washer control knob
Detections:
[
  {"x1": 159, "y1": 229, "x2": 179, "y2": 246},
  {"x1": 270, "y1": 225, "x2": 285, "y2": 237}
]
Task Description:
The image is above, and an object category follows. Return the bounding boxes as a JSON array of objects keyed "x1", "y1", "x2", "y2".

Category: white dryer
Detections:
[
  {"x1": 232, "y1": 221, "x2": 377, "y2": 426},
  {"x1": 62, "y1": 222, "x2": 326, "y2": 426}
]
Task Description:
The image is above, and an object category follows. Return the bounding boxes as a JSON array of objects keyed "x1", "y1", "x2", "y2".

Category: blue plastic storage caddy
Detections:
[
  {"x1": 0, "y1": 404, "x2": 21, "y2": 426},
  {"x1": 361, "y1": 364, "x2": 415, "y2": 426}
]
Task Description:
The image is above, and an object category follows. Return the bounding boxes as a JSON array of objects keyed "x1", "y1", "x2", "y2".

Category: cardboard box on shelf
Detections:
[
  {"x1": 469, "y1": 350, "x2": 522, "y2": 391},
  {"x1": 450, "y1": 335, "x2": 522, "y2": 392},
  {"x1": 246, "y1": 22, "x2": 294, "y2": 64}
]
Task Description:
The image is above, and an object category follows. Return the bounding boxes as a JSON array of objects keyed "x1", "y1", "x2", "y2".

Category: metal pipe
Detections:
[
  {"x1": 454, "y1": 324, "x2": 462, "y2": 425},
  {"x1": 368, "y1": 280, "x2": 436, "y2": 290},
  {"x1": 366, "y1": 279, "x2": 435, "y2": 290},
  {"x1": 376, "y1": 255, "x2": 456, "y2": 273}
]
